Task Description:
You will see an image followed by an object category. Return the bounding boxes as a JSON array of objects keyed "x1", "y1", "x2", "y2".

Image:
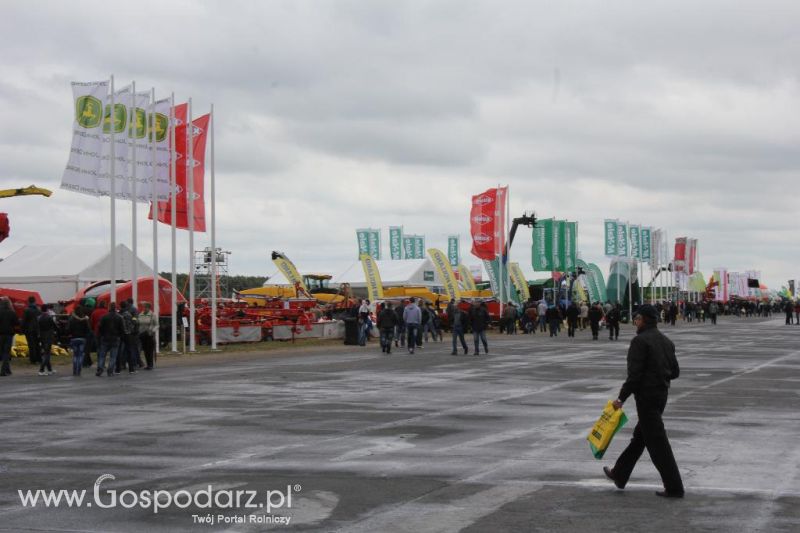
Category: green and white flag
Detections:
[
  {"x1": 616, "y1": 221, "x2": 628, "y2": 257},
  {"x1": 552, "y1": 219, "x2": 565, "y2": 271},
  {"x1": 403, "y1": 235, "x2": 415, "y2": 259},
  {"x1": 483, "y1": 258, "x2": 518, "y2": 303},
  {"x1": 604, "y1": 219, "x2": 618, "y2": 257},
  {"x1": 630, "y1": 225, "x2": 641, "y2": 260},
  {"x1": 532, "y1": 218, "x2": 553, "y2": 271},
  {"x1": 640, "y1": 227, "x2": 652, "y2": 262},
  {"x1": 389, "y1": 226, "x2": 403, "y2": 260},
  {"x1": 447, "y1": 235, "x2": 459, "y2": 266},
  {"x1": 413, "y1": 236, "x2": 425, "y2": 259},
  {"x1": 61, "y1": 80, "x2": 110, "y2": 198},
  {"x1": 564, "y1": 221, "x2": 577, "y2": 271},
  {"x1": 356, "y1": 228, "x2": 381, "y2": 259}
]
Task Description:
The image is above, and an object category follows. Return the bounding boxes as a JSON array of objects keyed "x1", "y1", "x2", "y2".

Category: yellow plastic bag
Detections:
[{"x1": 587, "y1": 400, "x2": 628, "y2": 459}]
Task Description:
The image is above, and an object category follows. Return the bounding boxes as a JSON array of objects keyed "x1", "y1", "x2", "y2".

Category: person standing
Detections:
[
  {"x1": 377, "y1": 301, "x2": 397, "y2": 354},
  {"x1": 449, "y1": 300, "x2": 468, "y2": 355},
  {"x1": 537, "y1": 300, "x2": 548, "y2": 332},
  {"x1": 37, "y1": 304, "x2": 57, "y2": 376},
  {"x1": 22, "y1": 296, "x2": 41, "y2": 365},
  {"x1": 118, "y1": 301, "x2": 139, "y2": 374},
  {"x1": 88, "y1": 301, "x2": 109, "y2": 368},
  {"x1": 606, "y1": 304, "x2": 621, "y2": 340},
  {"x1": 588, "y1": 302, "x2": 603, "y2": 340},
  {"x1": 784, "y1": 300, "x2": 794, "y2": 325},
  {"x1": 566, "y1": 302, "x2": 580, "y2": 338},
  {"x1": 393, "y1": 300, "x2": 406, "y2": 348},
  {"x1": 0, "y1": 297, "x2": 19, "y2": 376},
  {"x1": 358, "y1": 299, "x2": 370, "y2": 346},
  {"x1": 403, "y1": 298, "x2": 422, "y2": 354},
  {"x1": 96, "y1": 302, "x2": 124, "y2": 377},
  {"x1": 471, "y1": 301, "x2": 490, "y2": 355},
  {"x1": 503, "y1": 302, "x2": 517, "y2": 335},
  {"x1": 545, "y1": 305, "x2": 561, "y2": 337},
  {"x1": 67, "y1": 307, "x2": 91, "y2": 376},
  {"x1": 580, "y1": 301, "x2": 589, "y2": 330},
  {"x1": 708, "y1": 301, "x2": 718, "y2": 325},
  {"x1": 603, "y1": 304, "x2": 684, "y2": 498},
  {"x1": 137, "y1": 302, "x2": 158, "y2": 370}
]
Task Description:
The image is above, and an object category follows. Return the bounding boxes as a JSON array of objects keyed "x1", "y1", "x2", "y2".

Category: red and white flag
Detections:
[
  {"x1": 470, "y1": 187, "x2": 507, "y2": 260},
  {"x1": 149, "y1": 106, "x2": 209, "y2": 232},
  {"x1": 673, "y1": 237, "x2": 687, "y2": 273},
  {"x1": 687, "y1": 238, "x2": 698, "y2": 274}
]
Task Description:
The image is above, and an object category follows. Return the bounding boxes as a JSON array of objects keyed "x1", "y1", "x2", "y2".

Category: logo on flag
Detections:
[
  {"x1": 474, "y1": 233, "x2": 492, "y2": 245},
  {"x1": 472, "y1": 214, "x2": 492, "y2": 225},
  {"x1": 149, "y1": 112, "x2": 169, "y2": 142},
  {"x1": 75, "y1": 95, "x2": 103, "y2": 128},
  {"x1": 129, "y1": 107, "x2": 147, "y2": 139},
  {"x1": 103, "y1": 103, "x2": 127, "y2": 134},
  {"x1": 474, "y1": 195, "x2": 494, "y2": 206}
]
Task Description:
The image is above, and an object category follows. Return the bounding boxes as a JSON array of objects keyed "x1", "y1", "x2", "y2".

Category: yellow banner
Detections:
[
  {"x1": 457, "y1": 264, "x2": 477, "y2": 291},
  {"x1": 272, "y1": 251, "x2": 306, "y2": 291},
  {"x1": 427, "y1": 248, "x2": 461, "y2": 300},
  {"x1": 360, "y1": 253, "x2": 384, "y2": 301},
  {"x1": 510, "y1": 263, "x2": 530, "y2": 301}
]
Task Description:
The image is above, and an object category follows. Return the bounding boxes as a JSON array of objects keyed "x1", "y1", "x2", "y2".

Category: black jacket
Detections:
[
  {"x1": 67, "y1": 314, "x2": 91, "y2": 338},
  {"x1": 377, "y1": 308, "x2": 398, "y2": 330},
  {"x1": 0, "y1": 308, "x2": 19, "y2": 335},
  {"x1": 22, "y1": 304, "x2": 40, "y2": 334},
  {"x1": 98, "y1": 311, "x2": 124, "y2": 339},
  {"x1": 588, "y1": 307, "x2": 603, "y2": 324},
  {"x1": 618, "y1": 324, "x2": 679, "y2": 402},
  {"x1": 470, "y1": 307, "x2": 490, "y2": 332}
]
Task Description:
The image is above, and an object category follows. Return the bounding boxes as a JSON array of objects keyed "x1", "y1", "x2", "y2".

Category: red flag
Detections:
[
  {"x1": 687, "y1": 238, "x2": 697, "y2": 274},
  {"x1": 470, "y1": 187, "x2": 507, "y2": 260},
  {"x1": 149, "y1": 107, "x2": 208, "y2": 232},
  {"x1": 674, "y1": 237, "x2": 687, "y2": 273}
]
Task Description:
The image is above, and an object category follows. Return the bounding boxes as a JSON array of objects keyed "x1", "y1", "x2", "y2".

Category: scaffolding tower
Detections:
[{"x1": 194, "y1": 247, "x2": 231, "y2": 300}]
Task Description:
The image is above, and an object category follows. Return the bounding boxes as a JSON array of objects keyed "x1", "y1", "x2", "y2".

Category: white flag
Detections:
[{"x1": 60, "y1": 80, "x2": 110, "y2": 196}]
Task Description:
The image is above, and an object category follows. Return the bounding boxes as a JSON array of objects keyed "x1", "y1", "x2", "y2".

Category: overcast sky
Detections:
[{"x1": 0, "y1": 0, "x2": 797, "y2": 290}]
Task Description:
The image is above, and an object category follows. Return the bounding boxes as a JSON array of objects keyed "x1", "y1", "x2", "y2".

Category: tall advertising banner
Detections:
[
  {"x1": 564, "y1": 221, "x2": 577, "y2": 271},
  {"x1": 640, "y1": 227, "x2": 652, "y2": 262},
  {"x1": 457, "y1": 264, "x2": 477, "y2": 291},
  {"x1": 360, "y1": 253, "x2": 385, "y2": 302},
  {"x1": 389, "y1": 227, "x2": 403, "y2": 260},
  {"x1": 604, "y1": 219, "x2": 618, "y2": 257},
  {"x1": 61, "y1": 81, "x2": 110, "y2": 197},
  {"x1": 447, "y1": 235, "x2": 459, "y2": 267},
  {"x1": 649, "y1": 229, "x2": 661, "y2": 268},
  {"x1": 402, "y1": 236, "x2": 415, "y2": 259},
  {"x1": 687, "y1": 238, "x2": 698, "y2": 274},
  {"x1": 552, "y1": 219, "x2": 565, "y2": 271},
  {"x1": 532, "y1": 218, "x2": 553, "y2": 271},
  {"x1": 674, "y1": 237, "x2": 687, "y2": 273},
  {"x1": 789, "y1": 280, "x2": 795, "y2": 298},
  {"x1": 414, "y1": 236, "x2": 425, "y2": 259},
  {"x1": 616, "y1": 221, "x2": 628, "y2": 257},
  {"x1": 630, "y1": 225, "x2": 641, "y2": 260},
  {"x1": 470, "y1": 187, "x2": 506, "y2": 260},
  {"x1": 510, "y1": 263, "x2": 530, "y2": 301},
  {"x1": 713, "y1": 268, "x2": 728, "y2": 302},
  {"x1": 483, "y1": 259, "x2": 516, "y2": 303},
  {"x1": 356, "y1": 229, "x2": 381, "y2": 259},
  {"x1": 427, "y1": 249, "x2": 461, "y2": 300}
]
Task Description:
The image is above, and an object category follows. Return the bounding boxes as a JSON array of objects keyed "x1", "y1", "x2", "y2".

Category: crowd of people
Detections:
[{"x1": 0, "y1": 296, "x2": 158, "y2": 378}]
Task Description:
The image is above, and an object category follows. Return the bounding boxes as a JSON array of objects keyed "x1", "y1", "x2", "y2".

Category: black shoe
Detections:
[
  {"x1": 450, "y1": 351, "x2": 458, "y2": 355},
  {"x1": 144, "y1": 366, "x2": 153, "y2": 370},
  {"x1": 386, "y1": 349, "x2": 391, "y2": 354},
  {"x1": 96, "y1": 370, "x2": 103, "y2": 377},
  {"x1": 107, "y1": 369, "x2": 113, "y2": 376},
  {"x1": 603, "y1": 467, "x2": 624, "y2": 489},
  {"x1": 655, "y1": 490, "x2": 684, "y2": 498}
]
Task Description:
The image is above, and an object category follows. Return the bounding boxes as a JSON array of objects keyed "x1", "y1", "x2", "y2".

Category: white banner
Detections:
[{"x1": 62, "y1": 82, "x2": 170, "y2": 201}]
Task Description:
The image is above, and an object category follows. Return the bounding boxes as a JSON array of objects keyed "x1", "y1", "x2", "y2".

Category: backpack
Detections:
[{"x1": 121, "y1": 311, "x2": 135, "y2": 335}]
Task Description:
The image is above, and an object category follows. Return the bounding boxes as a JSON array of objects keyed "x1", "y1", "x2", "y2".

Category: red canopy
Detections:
[{"x1": 0, "y1": 287, "x2": 44, "y2": 318}]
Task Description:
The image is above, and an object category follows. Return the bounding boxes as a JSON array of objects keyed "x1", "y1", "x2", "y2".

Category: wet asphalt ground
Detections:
[{"x1": 0, "y1": 316, "x2": 798, "y2": 532}]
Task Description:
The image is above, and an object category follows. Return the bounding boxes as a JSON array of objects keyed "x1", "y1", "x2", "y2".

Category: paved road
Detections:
[{"x1": 0, "y1": 317, "x2": 798, "y2": 532}]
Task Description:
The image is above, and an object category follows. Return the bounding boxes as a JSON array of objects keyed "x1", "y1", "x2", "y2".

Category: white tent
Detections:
[
  {"x1": 333, "y1": 258, "x2": 444, "y2": 288},
  {"x1": 0, "y1": 244, "x2": 153, "y2": 303}
]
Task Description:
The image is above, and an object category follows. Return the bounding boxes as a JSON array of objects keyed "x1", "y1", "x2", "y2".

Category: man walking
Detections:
[
  {"x1": 377, "y1": 301, "x2": 397, "y2": 354},
  {"x1": 403, "y1": 298, "x2": 422, "y2": 354},
  {"x1": 96, "y1": 302, "x2": 124, "y2": 377},
  {"x1": 22, "y1": 296, "x2": 41, "y2": 365},
  {"x1": 448, "y1": 299, "x2": 469, "y2": 355},
  {"x1": 0, "y1": 297, "x2": 19, "y2": 376},
  {"x1": 566, "y1": 301, "x2": 580, "y2": 338},
  {"x1": 588, "y1": 302, "x2": 603, "y2": 340},
  {"x1": 603, "y1": 304, "x2": 684, "y2": 498},
  {"x1": 471, "y1": 301, "x2": 490, "y2": 355},
  {"x1": 708, "y1": 301, "x2": 718, "y2": 325}
]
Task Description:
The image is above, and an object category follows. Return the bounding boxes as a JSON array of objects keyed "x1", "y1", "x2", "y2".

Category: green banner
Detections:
[
  {"x1": 616, "y1": 222, "x2": 628, "y2": 257},
  {"x1": 532, "y1": 218, "x2": 553, "y2": 271},
  {"x1": 403, "y1": 236, "x2": 415, "y2": 259},
  {"x1": 447, "y1": 235, "x2": 459, "y2": 266},
  {"x1": 389, "y1": 226, "x2": 403, "y2": 260},
  {"x1": 357, "y1": 228, "x2": 380, "y2": 259},
  {"x1": 552, "y1": 219, "x2": 565, "y2": 271},
  {"x1": 604, "y1": 219, "x2": 617, "y2": 257},
  {"x1": 564, "y1": 221, "x2": 577, "y2": 271},
  {"x1": 640, "y1": 227, "x2": 651, "y2": 261},
  {"x1": 483, "y1": 258, "x2": 519, "y2": 304},
  {"x1": 414, "y1": 236, "x2": 425, "y2": 259},
  {"x1": 630, "y1": 225, "x2": 641, "y2": 260}
]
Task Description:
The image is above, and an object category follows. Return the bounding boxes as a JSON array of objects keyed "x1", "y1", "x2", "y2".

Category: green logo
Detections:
[
  {"x1": 75, "y1": 95, "x2": 103, "y2": 128},
  {"x1": 103, "y1": 103, "x2": 127, "y2": 134},
  {"x1": 148, "y1": 112, "x2": 168, "y2": 142},
  {"x1": 129, "y1": 107, "x2": 147, "y2": 139}
]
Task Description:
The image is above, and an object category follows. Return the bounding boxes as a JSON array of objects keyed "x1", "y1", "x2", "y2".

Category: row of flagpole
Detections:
[{"x1": 103, "y1": 75, "x2": 217, "y2": 354}]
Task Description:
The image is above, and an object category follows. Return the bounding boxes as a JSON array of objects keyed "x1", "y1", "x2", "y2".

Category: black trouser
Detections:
[
  {"x1": 608, "y1": 323, "x2": 619, "y2": 339},
  {"x1": 567, "y1": 319, "x2": 577, "y2": 337},
  {"x1": 25, "y1": 331, "x2": 41, "y2": 364},
  {"x1": 590, "y1": 322, "x2": 600, "y2": 339},
  {"x1": 139, "y1": 333, "x2": 155, "y2": 368},
  {"x1": 786, "y1": 313, "x2": 793, "y2": 325},
  {"x1": 612, "y1": 391, "x2": 683, "y2": 494},
  {"x1": 710, "y1": 313, "x2": 717, "y2": 325},
  {"x1": 39, "y1": 330, "x2": 54, "y2": 372},
  {"x1": 548, "y1": 319, "x2": 559, "y2": 337}
]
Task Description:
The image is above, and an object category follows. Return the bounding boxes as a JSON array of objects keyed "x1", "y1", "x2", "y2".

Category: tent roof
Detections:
[
  {"x1": 333, "y1": 259, "x2": 435, "y2": 286},
  {"x1": 0, "y1": 244, "x2": 152, "y2": 282}
]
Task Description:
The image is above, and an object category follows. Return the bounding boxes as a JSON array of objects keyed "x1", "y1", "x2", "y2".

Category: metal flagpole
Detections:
[
  {"x1": 616, "y1": 219, "x2": 620, "y2": 306},
  {"x1": 210, "y1": 103, "x2": 217, "y2": 350},
  {"x1": 150, "y1": 88, "x2": 159, "y2": 355},
  {"x1": 170, "y1": 92, "x2": 178, "y2": 353},
  {"x1": 496, "y1": 183, "x2": 503, "y2": 316},
  {"x1": 110, "y1": 74, "x2": 117, "y2": 304},
  {"x1": 131, "y1": 80, "x2": 138, "y2": 306},
  {"x1": 627, "y1": 221, "x2": 632, "y2": 321},
  {"x1": 506, "y1": 185, "x2": 511, "y2": 304},
  {"x1": 188, "y1": 97, "x2": 196, "y2": 352}
]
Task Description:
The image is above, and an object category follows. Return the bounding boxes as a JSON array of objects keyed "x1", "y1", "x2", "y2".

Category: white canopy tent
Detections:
[
  {"x1": 333, "y1": 258, "x2": 444, "y2": 289},
  {"x1": 0, "y1": 244, "x2": 153, "y2": 303}
]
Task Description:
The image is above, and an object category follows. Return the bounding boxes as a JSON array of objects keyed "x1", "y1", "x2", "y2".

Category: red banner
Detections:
[
  {"x1": 149, "y1": 107, "x2": 208, "y2": 232},
  {"x1": 687, "y1": 238, "x2": 697, "y2": 274},
  {"x1": 470, "y1": 187, "x2": 507, "y2": 260},
  {"x1": 674, "y1": 237, "x2": 687, "y2": 273}
]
